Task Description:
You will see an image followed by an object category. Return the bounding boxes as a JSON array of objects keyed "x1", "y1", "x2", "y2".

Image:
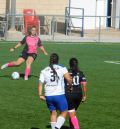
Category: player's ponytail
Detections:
[
  {"x1": 69, "y1": 58, "x2": 80, "y2": 72},
  {"x1": 49, "y1": 53, "x2": 59, "y2": 82}
]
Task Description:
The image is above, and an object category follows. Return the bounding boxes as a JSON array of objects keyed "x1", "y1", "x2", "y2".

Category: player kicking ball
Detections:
[
  {"x1": 38, "y1": 53, "x2": 72, "y2": 129},
  {"x1": 65, "y1": 58, "x2": 87, "y2": 129},
  {"x1": 1, "y1": 26, "x2": 48, "y2": 80}
]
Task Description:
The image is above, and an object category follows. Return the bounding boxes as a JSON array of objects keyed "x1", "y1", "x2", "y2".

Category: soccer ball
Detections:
[{"x1": 11, "y1": 72, "x2": 20, "y2": 80}]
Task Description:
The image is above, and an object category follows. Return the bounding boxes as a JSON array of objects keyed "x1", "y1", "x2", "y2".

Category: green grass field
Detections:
[{"x1": 0, "y1": 42, "x2": 120, "y2": 129}]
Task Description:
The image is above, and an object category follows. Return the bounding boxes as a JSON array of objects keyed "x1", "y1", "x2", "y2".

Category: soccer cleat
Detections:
[
  {"x1": 1, "y1": 63, "x2": 8, "y2": 70},
  {"x1": 24, "y1": 76, "x2": 28, "y2": 80}
]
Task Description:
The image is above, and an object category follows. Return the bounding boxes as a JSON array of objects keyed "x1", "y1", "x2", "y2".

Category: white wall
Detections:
[
  {"x1": 115, "y1": 0, "x2": 120, "y2": 29},
  {"x1": 70, "y1": 0, "x2": 107, "y2": 29},
  {"x1": 96, "y1": 0, "x2": 107, "y2": 28},
  {"x1": 70, "y1": 0, "x2": 96, "y2": 29}
]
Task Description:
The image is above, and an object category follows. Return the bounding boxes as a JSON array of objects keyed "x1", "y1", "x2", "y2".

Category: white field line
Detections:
[{"x1": 104, "y1": 61, "x2": 120, "y2": 64}]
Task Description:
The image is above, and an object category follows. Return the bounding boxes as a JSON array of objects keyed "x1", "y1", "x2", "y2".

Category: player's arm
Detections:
[
  {"x1": 38, "y1": 38, "x2": 48, "y2": 55},
  {"x1": 64, "y1": 73, "x2": 72, "y2": 89},
  {"x1": 39, "y1": 45, "x2": 48, "y2": 55},
  {"x1": 10, "y1": 37, "x2": 26, "y2": 52},
  {"x1": 10, "y1": 42, "x2": 22, "y2": 52},
  {"x1": 38, "y1": 83, "x2": 46, "y2": 101},
  {"x1": 80, "y1": 72, "x2": 87, "y2": 102},
  {"x1": 63, "y1": 67, "x2": 72, "y2": 89},
  {"x1": 64, "y1": 73, "x2": 73, "y2": 91},
  {"x1": 38, "y1": 72, "x2": 46, "y2": 101},
  {"x1": 81, "y1": 81, "x2": 87, "y2": 102}
]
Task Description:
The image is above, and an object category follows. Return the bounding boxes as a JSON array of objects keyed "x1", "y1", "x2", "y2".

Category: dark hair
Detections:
[
  {"x1": 49, "y1": 53, "x2": 59, "y2": 81},
  {"x1": 28, "y1": 26, "x2": 37, "y2": 35},
  {"x1": 69, "y1": 58, "x2": 80, "y2": 72}
]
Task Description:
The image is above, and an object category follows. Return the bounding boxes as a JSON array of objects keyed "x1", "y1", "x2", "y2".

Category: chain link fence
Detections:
[{"x1": 0, "y1": 14, "x2": 120, "y2": 42}]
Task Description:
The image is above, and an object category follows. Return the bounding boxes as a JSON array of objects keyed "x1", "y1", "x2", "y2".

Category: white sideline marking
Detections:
[{"x1": 104, "y1": 61, "x2": 120, "y2": 64}]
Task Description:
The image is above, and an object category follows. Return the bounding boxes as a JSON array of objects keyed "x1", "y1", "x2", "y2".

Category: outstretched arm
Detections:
[
  {"x1": 10, "y1": 36, "x2": 26, "y2": 52},
  {"x1": 39, "y1": 46, "x2": 48, "y2": 55},
  {"x1": 10, "y1": 42, "x2": 22, "y2": 52}
]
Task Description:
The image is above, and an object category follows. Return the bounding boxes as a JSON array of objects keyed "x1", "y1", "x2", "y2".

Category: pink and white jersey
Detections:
[{"x1": 20, "y1": 36, "x2": 42, "y2": 54}]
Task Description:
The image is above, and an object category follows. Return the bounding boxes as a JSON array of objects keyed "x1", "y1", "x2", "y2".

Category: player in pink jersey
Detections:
[{"x1": 1, "y1": 26, "x2": 48, "y2": 80}]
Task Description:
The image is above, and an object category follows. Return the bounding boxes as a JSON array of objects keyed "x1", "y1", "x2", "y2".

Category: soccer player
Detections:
[
  {"x1": 38, "y1": 53, "x2": 72, "y2": 129},
  {"x1": 1, "y1": 26, "x2": 48, "y2": 80},
  {"x1": 65, "y1": 58, "x2": 87, "y2": 129}
]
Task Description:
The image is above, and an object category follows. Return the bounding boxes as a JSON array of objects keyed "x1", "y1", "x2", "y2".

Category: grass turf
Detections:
[{"x1": 0, "y1": 42, "x2": 120, "y2": 129}]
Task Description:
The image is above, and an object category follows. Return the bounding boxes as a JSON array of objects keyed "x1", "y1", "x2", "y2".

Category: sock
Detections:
[
  {"x1": 51, "y1": 122, "x2": 56, "y2": 129},
  {"x1": 70, "y1": 116, "x2": 80, "y2": 129},
  {"x1": 55, "y1": 116, "x2": 65, "y2": 129},
  {"x1": 7, "y1": 62, "x2": 15, "y2": 67},
  {"x1": 69, "y1": 118, "x2": 73, "y2": 129},
  {"x1": 24, "y1": 68, "x2": 30, "y2": 77}
]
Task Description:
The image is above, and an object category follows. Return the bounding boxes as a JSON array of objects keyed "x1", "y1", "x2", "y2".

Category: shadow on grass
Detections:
[
  {"x1": 0, "y1": 73, "x2": 38, "y2": 79},
  {"x1": 46, "y1": 125, "x2": 69, "y2": 129},
  {"x1": 30, "y1": 128, "x2": 40, "y2": 129},
  {"x1": 61, "y1": 126, "x2": 69, "y2": 129},
  {"x1": 0, "y1": 75, "x2": 11, "y2": 78},
  {"x1": 20, "y1": 73, "x2": 38, "y2": 79}
]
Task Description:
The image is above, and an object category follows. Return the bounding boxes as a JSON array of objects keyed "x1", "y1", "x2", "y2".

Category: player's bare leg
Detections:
[
  {"x1": 55, "y1": 111, "x2": 67, "y2": 129},
  {"x1": 1, "y1": 57, "x2": 25, "y2": 70},
  {"x1": 24, "y1": 56, "x2": 34, "y2": 80},
  {"x1": 50, "y1": 110, "x2": 57, "y2": 129}
]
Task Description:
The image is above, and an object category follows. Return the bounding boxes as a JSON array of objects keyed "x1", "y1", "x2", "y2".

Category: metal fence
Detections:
[
  {"x1": 0, "y1": 14, "x2": 7, "y2": 39},
  {"x1": 0, "y1": 14, "x2": 120, "y2": 42}
]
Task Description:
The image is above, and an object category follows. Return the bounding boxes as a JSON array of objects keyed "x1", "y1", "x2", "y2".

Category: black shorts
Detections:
[
  {"x1": 19, "y1": 51, "x2": 37, "y2": 60},
  {"x1": 65, "y1": 92, "x2": 82, "y2": 111}
]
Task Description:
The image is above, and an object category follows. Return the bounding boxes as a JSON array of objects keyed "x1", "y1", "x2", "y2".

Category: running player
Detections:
[
  {"x1": 38, "y1": 53, "x2": 72, "y2": 129},
  {"x1": 65, "y1": 58, "x2": 87, "y2": 129},
  {"x1": 1, "y1": 26, "x2": 48, "y2": 80}
]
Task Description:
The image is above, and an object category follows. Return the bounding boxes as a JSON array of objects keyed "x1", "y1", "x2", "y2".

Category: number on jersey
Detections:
[
  {"x1": 73, "y1": 75, "x2": 79, "y2": 85},
  {"x1": 50, "y1": 71, "x2": 56, "y2": 82}
]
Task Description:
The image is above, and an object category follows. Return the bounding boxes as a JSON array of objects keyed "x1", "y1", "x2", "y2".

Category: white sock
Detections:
[
  {"x1": 51, "y1": 122, "x2": 56, "y2": 129},
  {"x1": 55, "y1": 116, "x2": 65, "y2": 129}
]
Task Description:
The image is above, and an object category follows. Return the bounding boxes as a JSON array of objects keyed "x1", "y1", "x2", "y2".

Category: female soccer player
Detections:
[
  {"x1": 38, "y1": 53, "x2": 72, "y2": 129},
  {"x1": 65, "y1": 58, "x2": 87, "y2": 129},
  {"x1": 1, "y1": 26, "x2": 48, "y2": 80}
]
